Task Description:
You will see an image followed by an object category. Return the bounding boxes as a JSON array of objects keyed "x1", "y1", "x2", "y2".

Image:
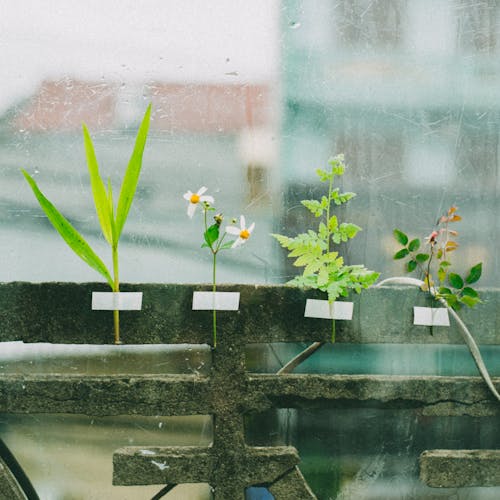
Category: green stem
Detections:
[
  {"x1": 331, "y1": 318, "x2": 336, "y2": 343},
  {"x1": 213, "y1": 251, "x2": 217, "y2": 347},
  {"x1": 112, "y1": 244, "x2": 120, "y2": 345}
]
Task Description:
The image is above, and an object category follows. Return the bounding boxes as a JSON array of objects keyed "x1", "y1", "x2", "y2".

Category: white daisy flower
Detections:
[
  {"x1": 183, "y1": 187, "x2": 214, "y2": 218},
  {"x1": 225, "y1": 215, "x2": 255, "y2": 248}
]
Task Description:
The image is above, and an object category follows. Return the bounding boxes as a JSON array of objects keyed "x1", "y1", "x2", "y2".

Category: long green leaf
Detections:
[
  {"x1": 115, "y1": 104, "x2": 152, "y2": 238},
  {"x1": 107, "y1": 178, "x2": 118, "y2": 245},
  {"x1": 82, "y1": 124, "x2": 113, "y2": 245},
  {"x1": 22, "y1": 170, "x2": 113, "y2": 288}
]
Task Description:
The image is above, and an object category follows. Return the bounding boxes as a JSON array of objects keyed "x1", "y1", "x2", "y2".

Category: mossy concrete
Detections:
[
  {"x1": 0, "y1": 458, "x2": 26, "y2": 500},
  {"x1": 1, "y1": 282, "x2": 499, "y2": 345},
  {"x1": 420, "y1": 450, "x2": 500, "y2": 487},
  {"x1": 0, "y1": 282, "x2": 499, "y2": 497}
]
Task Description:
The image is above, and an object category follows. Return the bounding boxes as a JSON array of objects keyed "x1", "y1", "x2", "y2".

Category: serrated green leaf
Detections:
[
  {"x1": 465, "y1": 263, "x2": 482, "y2": 284},
  {"x1": 340, "y1": 223, "x2": 361, "y2": 239},
  {"x1": 317, "y1": 266, "x2": 329, "y2": 286},
  {"x1": 293, "y1": 253, "x2": 315, "y2": 267},
  {"x1": 407, "y1": 260, "x2": 417, "y2": 272},
  {"x1": 204, "y1": 223, "x2": 220, "y2": 247},
  {"x1": 115, "y1": 104, "x2": 151, "y2": 238},
  {"x1": 448, "y1": 273, "x2": 464, "y2": 289},
  {"x1": 408, "y1": 238, "x2": 420, "y2": 252},
  {"x1": 303, "y1": 260, "x2": 322, "y2": 276},
  {"x1": 301, "y1": 199, "x2": 323, "y2": 217},
  {"x1": 318, "y1": 222, "x2": 328, "y2": 240},
  {"x1": 393, "y1": 229, "x2": 408, "y2": 246},
  {"x1": 271, "y1": 233, "x2": 293, "y2": 248},
  {"x1": 82, "y1": 124, "x2": 113, "y2": 245},
  {"x1": 415, "y1": 253, "x2": 429, "y2": 263},
  {"x1": 394, "y1": 248, "x2": 409, "y2": 260},
  {"x1": 315, "y1": 168, "x2": 330, "y2": 182},
  {"x1": 22, "y1": 170, "x2": 113, "y2": 288},
  {"x1": 338, "y1": 191, "x2": 356, "y2": 204},
  {"x1": 328, "y1": 215, "x2": 338, "y2": 232}
]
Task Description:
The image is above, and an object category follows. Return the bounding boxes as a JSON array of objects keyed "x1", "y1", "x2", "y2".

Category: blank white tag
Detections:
[
  {"x1": 304, "y1": 299, "x2": 353, "y2": 320},
  {"x1": 92, "y1": 292, "x2": 143, "y2": 310},
  {"x1": 192, "y1": 291, "x2": 240, "y2": 311},
  {"x1": 413, "y1": 306, "x2": 450, "y2": 326}
]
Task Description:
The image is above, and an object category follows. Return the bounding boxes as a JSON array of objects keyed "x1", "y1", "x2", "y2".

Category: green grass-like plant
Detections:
[
  {"x1": 272, "y1": 155, "x2": 379, "y2": 340},
  {"x1": 22, "y1": 104, "x2": 152, "y2": 344}
]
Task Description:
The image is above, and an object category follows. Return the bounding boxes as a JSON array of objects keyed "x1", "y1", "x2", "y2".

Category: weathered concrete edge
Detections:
[
  {"x1": 0, "y1": 374, "x2": 497, "y2": 416},
  {"x1": 247, "y1": 374, "x2": 500, "y2": 416},
  {"x1": 0, "y1": 282, "x2": 499, "y2": 345},
  {"x1": 420, "y1": 449, "x2": 500, "y2": 487},
  {"x1": 113, "y1": 445, "x2": 299, "y2": 487},
  {"x1": 269, "y1": 466, "x2": 317, "y2": 500},
  {"x1": 0, "y1": 458, "x2": 26, "y2": 500},
  {"x1": 0, "y1": 374, "x2": 211, "y2": 416}
]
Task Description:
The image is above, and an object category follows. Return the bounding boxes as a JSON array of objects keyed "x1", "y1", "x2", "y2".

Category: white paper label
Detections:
[
  {"x1": 413, "y1": 306, "x2": 450, "y2": 326},
  {"x1": 304, "y1": 299, "x2": 353, "y2": 320},
  {"x1": 92, "y1": 292, "x2": 143, "y2": 311},
  {"x1": 192, "y1": 291, "x2": 240, "y2": 311}
]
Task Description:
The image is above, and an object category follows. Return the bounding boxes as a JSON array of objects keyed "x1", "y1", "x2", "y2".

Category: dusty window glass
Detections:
[{"x1": 1, "y1": 1, "x2": 499, "y2": 499}]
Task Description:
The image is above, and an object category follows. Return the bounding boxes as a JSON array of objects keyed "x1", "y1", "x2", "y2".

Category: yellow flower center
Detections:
[
  {"x1": 190, "y1": 194, "x2": 200, "y2": 204},
  {"x1": 240, "y1": 229, "x2": 250, "y2": 239}
]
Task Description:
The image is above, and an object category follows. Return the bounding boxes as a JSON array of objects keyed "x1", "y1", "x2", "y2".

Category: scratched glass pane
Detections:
[{"x1": 0, "y1": 0, "x2": 499, "y2": 498}]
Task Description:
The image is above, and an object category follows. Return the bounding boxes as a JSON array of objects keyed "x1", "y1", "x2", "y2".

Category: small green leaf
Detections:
[
  {"x1": 415, "y1": 253, "x2": 429, "y2": 263},
  {"x1": 293, "y1": 253, "x2": 315, "y2": 267},
  {"x1": 394, "y1": 248, "x2": 409, "y2": 260},
  {"x1": 462, "y1": 287, "x2": 479, "y2": 298},
  {"x1": 465, "y1": 263, "x2": 482, "y2": 284},
  {"x1": 220, "y1": 240, "x2": 235, "y2": 250},
  {"x1": 408, "y1": 238, "x2": 420, "y2": 252},
  {"x1": 460, "y1": 295, "x2": 481, "y2": 308},
  {"x1": 301, "y1": 199, "x2": 323, "y2": 217},
  {"x1": 317, "y1": 266, "x2": 329, "y2": 286},
  {"x1": 204, "y1": 223, "x2": 220, "y2": 247},
  {"x1": 115, "y1": 104, "x2": 152, "y2": 238},
  {"x1": 448, "y1": 273, "x2": 464, "y2": 289},
  {"x1": 328, "y1": 215, "x2": 338, "y2": 232},
  {"x1": 393, "y1": 229, "x2": 408, "y2": 246},
  {"x1": 271, "y1": 233, "x2": 293, "y2": 248},
  {"x1": 315, "y1": 168, "x2": 330, "y2": 182},
  {"x1": 22, "y1": 170, "x2": 113, "y2": 288},
  {"x1": 407, "y1": 260, "x2": 417, "y2": 272},
  {"x1": 438, "y1": 287, "x2": 452, "y2": 295}
]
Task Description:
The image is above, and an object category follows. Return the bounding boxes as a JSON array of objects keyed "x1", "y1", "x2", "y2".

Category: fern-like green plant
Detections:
[
  {"x1": 272, "y1": 155, "x2": 379, "y2": 340},
  {"x1": 22, "y1": 104, "x2": 152, "y2": 344}
]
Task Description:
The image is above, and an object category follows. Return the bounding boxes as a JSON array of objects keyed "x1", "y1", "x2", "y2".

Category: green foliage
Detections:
[
  {"x1": 392, "y1": 206, "x2": 482, "y2": 311},
  {"x1": 22, "y1": 170, "x2": 114, "y2": 288},
  {"x1": 22, "y1": 105, "x2": 152, "y2": 344},
  {"x1": 272, "y1": 154, "x2": 379, "y2": 303},
  {"x1": 22, "y1": 104, "x2": 151, "y2": 288}
]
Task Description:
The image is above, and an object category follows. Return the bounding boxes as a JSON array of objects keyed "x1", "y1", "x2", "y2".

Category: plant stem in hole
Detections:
[
  {"x1": 213, "y1": 251, "x2": 217, "y2": 347},
  {"x1": 112, "y1": 244, "x2": 120, "y2": 344},
  {"x1": 331, "y1": 318, "x2": 336, "y2": 343}
]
